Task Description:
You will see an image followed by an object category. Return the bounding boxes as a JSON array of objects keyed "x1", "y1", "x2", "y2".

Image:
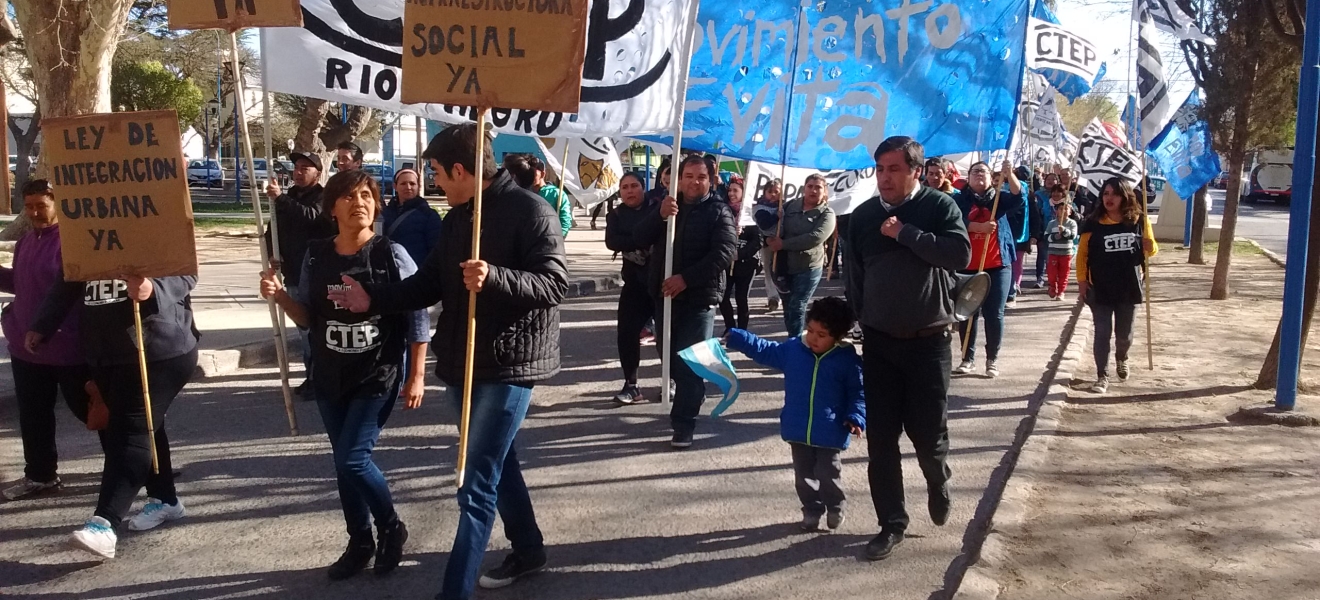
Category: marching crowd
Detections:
[{"x1": 1, "y1": 127, "x2": 1157, "y2": 599}]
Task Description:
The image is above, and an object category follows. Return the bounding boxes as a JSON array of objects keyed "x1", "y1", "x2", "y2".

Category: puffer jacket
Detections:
[
  {"x1": 726, "y1": 329, "x2": 866, "y2": 450},
  {"x1": 633, "y1": 192, "x2": 737, "y2": 306},
  {"x1": 264, "y1": 184, "x2": 334, "y2": 286},
  {"x1": 364, "y1": 170, "x2": 569, "y2": 385}
]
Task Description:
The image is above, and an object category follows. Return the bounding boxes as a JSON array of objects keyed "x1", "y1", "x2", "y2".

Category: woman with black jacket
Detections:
[
  {"x1": 32, "y1": 271, "x2": 200, "y2": 560},
  {"x1": 720, "y1": 176, "x2": 761, "y2": 333},
  {"x1": 604, "y1": 172, "x2": 657, "y2": 404},
  {"x1": 261, "y1": 170, "x2": 430, "y2": 580}
]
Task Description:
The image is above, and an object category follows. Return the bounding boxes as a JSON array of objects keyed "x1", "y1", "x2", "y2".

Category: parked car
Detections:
[
  {"x1": 362, "y1": 163, "x2": 395, "y2": 196},
  {"x1": 1141, "y1": 176, "x2": 1168, "y2": 213},
  {"x1": 1242, "y1": 149, "x2": 1293, "y2": 205},
  {"x1": 236, "y1": 159, "x2": 293, "y2": 188},
  {"x1": 187, "y1": 159, "x2": 225, "y2": 189},
  {"x1": 1212, "y1": 171, "x2": 1229, "y2": 189}
]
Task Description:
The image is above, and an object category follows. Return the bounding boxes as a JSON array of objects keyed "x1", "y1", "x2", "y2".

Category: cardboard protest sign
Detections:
[
  {"x1": 168, "y1": 0, "x2": 302, "y2": 31},
  {"x1": 401, "y1": 0, "x2": 589, "y2": 112},
  {"x1": 46, "y1": 111, "x2": 198, "y2": 281}
]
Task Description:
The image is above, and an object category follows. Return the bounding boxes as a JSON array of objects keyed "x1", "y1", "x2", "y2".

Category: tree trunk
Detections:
[
  {"x1": 293, "y1": 101, "x2": 373, "y2": 183},
  {"x1": 1211, "y1": 143, "x2": 1246, "y2": 299},
  {"x1": 8, "y1": 110, "x2": 40, "y2": 213},
  {"x1": 1188, "y1": 185, "x2": 1209, "y2": 264},
  {"x1": 1255, "y1": 116, "x2": 1320, "y2": 389},
  {"x1": 2, "y1": 0, "x2": 135, "y2": 240}
]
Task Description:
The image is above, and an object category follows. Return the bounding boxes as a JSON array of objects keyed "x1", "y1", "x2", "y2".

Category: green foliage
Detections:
[
  {"x1": 1057, "y1": 89, "x2": 1122, "y2": 133},
  {"x1": 111, "y1": 60, "x2": 204, "y2": 126},
  {"x1": 1189, "y1": 0, "x2": 1301, "y2": 155}
]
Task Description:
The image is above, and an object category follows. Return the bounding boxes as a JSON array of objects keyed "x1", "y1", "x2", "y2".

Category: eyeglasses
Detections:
[{"x1": 968, "y1": 168, "x2": 990, "y2": 175}]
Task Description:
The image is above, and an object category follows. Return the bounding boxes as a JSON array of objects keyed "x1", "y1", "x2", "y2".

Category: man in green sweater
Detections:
[{"x1": 846, "y1": 136, "x2": 971, "y2": 562}]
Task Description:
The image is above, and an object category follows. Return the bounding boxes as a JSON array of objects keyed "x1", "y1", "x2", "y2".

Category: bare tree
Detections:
[{"x1": 3, "y1": 0, "x2": 137, "y2": 239}]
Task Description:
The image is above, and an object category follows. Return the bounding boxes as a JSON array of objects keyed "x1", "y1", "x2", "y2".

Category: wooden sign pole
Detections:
[
  {"x1": 227, "y1": 30, "x2": 298, "y2": 434},
  {"x1": 133, "y1": 300, "x2": 159, "y2": 474},
  {"x1": 555, "y1": 141, "x2": 570, "y2": 214},
  {"x1": 456, "y1": 107, "x2": 490, "y2": 489}
]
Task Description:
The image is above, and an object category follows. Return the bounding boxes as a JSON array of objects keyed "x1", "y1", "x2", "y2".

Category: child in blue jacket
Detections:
[{"x1": 725, "y1": 297, "x2": 866, "y2": 531}]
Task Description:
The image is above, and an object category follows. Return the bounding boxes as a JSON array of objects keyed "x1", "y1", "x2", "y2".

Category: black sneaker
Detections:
[
  {"x1": 373, "y1": 519, "x2": 408, "y2": 576},
  {"x1": 865, "y1": 531, "x2": 904, "y2": 561},
  {"x1": 478, "y1": 550, "x2": 547, "y2": 589},
  {"x1": 613, "y1": 384, "x2": 646, "y2": 405},
  {"x1": 670, "y1": 430, "x2": 693, "y2": 449},
  {"x1": 929, "y1": 484, "x2": 951, "y2": 526},
  {"x1": 327, "y1": 534, "x2": 375, "y2": 580}
]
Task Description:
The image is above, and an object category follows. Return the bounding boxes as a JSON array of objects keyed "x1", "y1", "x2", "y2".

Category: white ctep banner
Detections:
[
  {"x1": 1025, "y1": 17, "x2": 1104, "y2": 87},
  {"x1": 262, "y1": 0, "x2": 698, "y2": 138},
  {"x1": 745, "y1": 162, "x2": 878, "y2": 217},
  {"x1": 535, "y1": 137, "x2": 624, "y2": 210}
]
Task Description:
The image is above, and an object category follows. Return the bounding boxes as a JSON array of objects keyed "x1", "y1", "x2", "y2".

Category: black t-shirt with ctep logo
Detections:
[{"x1": 304, "y1": 237, "x2": 407, "y2": 403}]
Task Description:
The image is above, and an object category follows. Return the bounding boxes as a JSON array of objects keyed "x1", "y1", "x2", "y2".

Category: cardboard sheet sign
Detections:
[
  {"x1": 401, "y1": 0, "x2": 589, "y2": 112},
  {"x1": 46, "y1": 111, "x2": 198, "y2": 281},
  {"x1": 168, "y1": 0, "x2": 302, "y2": 31}
]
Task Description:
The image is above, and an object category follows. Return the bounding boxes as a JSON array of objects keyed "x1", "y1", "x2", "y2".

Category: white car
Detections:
[
  {"x1": 187, "y1": 159, "x2": 224, "y2": 188},
  {"x1": 236, "y1": 159, "x2": 292, "y2": 188}
]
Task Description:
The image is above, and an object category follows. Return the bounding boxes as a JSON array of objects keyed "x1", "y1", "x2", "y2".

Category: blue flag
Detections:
[
  {"x1": 1148, "y1": 91, "x2": 1222, "y2": 200},
  {"x1": 1030, "y1": 2, "x2": 1107, "y2": 102},
  {"x1": 678, "y1": 339, "x2": 741, "y2": 418},
  {"x1": 641, "y1": 0, "x2": 1029, "y2": 169}
]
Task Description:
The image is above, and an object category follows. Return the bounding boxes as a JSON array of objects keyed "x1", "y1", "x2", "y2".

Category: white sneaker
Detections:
[
  {"x1": 986, "y1": 360, "x2": 999, "y2": 378},
  {"x1": 953, "y1": 360, "x2": 975, "y2": 375},
  {"x1": 126, "y1": 498, "x2": 185, "y2": 532},
  {"x1": 71, "y1": 517, "x2": 117, "y2": 559},
  {"x1": 3, "y1": 476, "x2": 61, "y2": 500}
]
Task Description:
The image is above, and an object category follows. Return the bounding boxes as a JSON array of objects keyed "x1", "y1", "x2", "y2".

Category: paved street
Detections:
[
  {"x1": 0, "y1": 263, "x2": 1077, "y2": 599},
  {"x1": 1202, "y1": 189, "x2": 1291, "y2": 257}
]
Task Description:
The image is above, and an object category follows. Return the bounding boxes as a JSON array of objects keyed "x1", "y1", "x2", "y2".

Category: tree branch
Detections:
[{"x1": 1263, "y1": 0, "x2": 1304, "y2": 47}]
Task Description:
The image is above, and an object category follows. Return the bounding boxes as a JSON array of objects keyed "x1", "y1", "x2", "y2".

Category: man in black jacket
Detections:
[
  {"x1": 846, "y1": 136, "x2": 971, "y2": 562},
  {"x1": 264, "y1": 151, "x2": 335, "y2": 396},
  {"x1": 329, "y1": 123, "x2": 568, "y2": 598},
  {"x1": 634, "y1": 154, "x2": 737, "y2": 449}
]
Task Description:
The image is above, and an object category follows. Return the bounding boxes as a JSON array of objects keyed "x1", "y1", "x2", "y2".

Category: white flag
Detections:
[
  {"x1": 1077, "y1": 118, "x2": 1145, "y2": 196},
  {"x1": 536, "y1": 138, "x2": 624, "y2": 210},
  {"x1": 263, "y1": 0, "x2": 699, "y2": 138},
  {"x1": 1025, "y1": 17, "x2": 1105, "y2": 85},
  {"x1": 745, "y1": 162, "x2": 877, "y2": 217},
  {"x1": 1135, "y1": 0, "x2": 1173, "y2": 147},
  {"x1": 1133, "y1": 0, "x2": 1213, "y2": 44}
]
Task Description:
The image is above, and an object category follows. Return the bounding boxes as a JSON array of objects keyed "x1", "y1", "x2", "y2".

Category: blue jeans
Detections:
[
  {"x1": 315, "y1": 384, "x2": 399, "y2": 536},
  {"x1": 654, "y1": 298, "x2": 716, "y2": 435},
  {"x1": 783, "y1": 267, "x2": 823, "y2": 338},
  {"x1": 958, "y1": 266, "x2": 1011, "y2": 363},
  {"x1": 439, "y1": 383, "x2": 543, "y2": 600}
]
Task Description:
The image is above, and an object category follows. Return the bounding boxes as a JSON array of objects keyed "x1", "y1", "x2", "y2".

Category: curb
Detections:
[
  {"x1": 951, "y1": 301, "x2": 1093, "y2": 600},
  {"x1": 194, "y1": 274, "x2": 623, "y2": 379},
  {"x1": 1239, "y1": 237, "x2": 1286, "y2": 269}
]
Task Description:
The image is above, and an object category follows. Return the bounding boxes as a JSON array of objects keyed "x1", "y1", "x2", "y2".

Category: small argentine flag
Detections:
[{"x1": 678, "y1": 339, "x2": 740, "y2": 418}]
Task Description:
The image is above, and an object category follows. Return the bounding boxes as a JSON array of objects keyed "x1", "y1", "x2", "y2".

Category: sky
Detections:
[{"x1": 1055, "y1": 0, "x2": 1200, "y2": 110}]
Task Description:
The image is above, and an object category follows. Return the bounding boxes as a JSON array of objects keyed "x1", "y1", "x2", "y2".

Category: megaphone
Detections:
[{"x1": 953, "y1": 272, "x2": 991, "y2": 322}]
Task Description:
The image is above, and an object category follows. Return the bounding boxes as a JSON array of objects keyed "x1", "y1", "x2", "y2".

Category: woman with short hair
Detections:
[{"x1": 261, "y1": 169, "x2": 431, "y2": 579}]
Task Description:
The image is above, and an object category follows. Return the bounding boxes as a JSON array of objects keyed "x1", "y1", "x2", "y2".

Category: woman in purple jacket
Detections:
[{"x1": 0, "y1": 179, "x2": 92, "y2": 501}]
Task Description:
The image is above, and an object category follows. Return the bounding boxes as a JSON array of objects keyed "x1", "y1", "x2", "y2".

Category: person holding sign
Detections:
[
  {"x1": 260, "y1": 169, "x2": 430, "y2": 580},
  {"x1": 265, "y1": 151, "x2": 335, "y2": 396},
  {"x1": 327, "y1": 123, "x2": 568, "y2": 597},
  {"x1": 0, "y1": 180, "x2": 93, "y2": 501},
  {"x1": 632, "y1": 155, "x2": 737, "y2": 449},
  {"x1": 952, "y1": 161, "x2": 1026, "y2": 378},
  {"x1": 846, "y1": 137, "x2": 970, "y2": 562},
  {"x1": 765, "y1": 174, "x2": 837, "y2": 338},
  {"x1": 32, "y1": 272, "x2": 199, "y2": 559}
]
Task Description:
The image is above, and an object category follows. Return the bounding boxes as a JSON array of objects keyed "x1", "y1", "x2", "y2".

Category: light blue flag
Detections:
[
  {"x1": 678, "y1": 339, "x2": 741, "y2": 418},
  {"x1": 1031, "y1": 2, "x2": 1107, "y2": 102},
  {"x1": 640, "y1": 0, "x2": 1030, "y2": 169},
  {"x1": 1148, "y1": 91, "x2": 1222, "y2": 200}
]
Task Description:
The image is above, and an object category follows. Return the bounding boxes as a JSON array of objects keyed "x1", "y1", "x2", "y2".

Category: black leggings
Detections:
[
  {"x1": 591, "y1": 197, "x2": 617, "y2": 225},
  {"x1": 616, "y1": 282, "x2": 655, "y2": 384},
  {"x1": 93, "y1": 348, "x2": 199, "y2": 528},
  {"x1": 11, "y1": 359, "x2": 91, "y2": 483},
  {"x1": 1090, "y1": 302, "x2": 1136, "y2": 377},
  {"x1": 720, "y1": 270, "x2": 754, "y2": 331}
]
